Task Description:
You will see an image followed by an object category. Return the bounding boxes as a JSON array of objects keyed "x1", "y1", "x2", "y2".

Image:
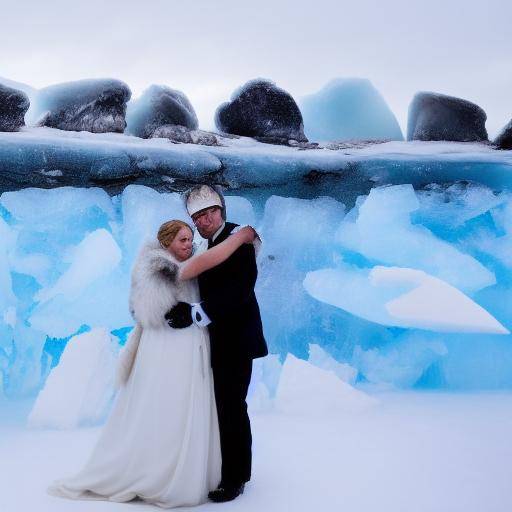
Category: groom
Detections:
[{"x1": 166, "y1": 184, "x2": 268, "y2": 503}]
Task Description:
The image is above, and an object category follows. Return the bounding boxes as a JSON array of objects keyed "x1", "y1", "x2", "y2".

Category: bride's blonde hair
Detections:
[{"x1": 157, "y1": 220, "x2": 193, "y2": 248}]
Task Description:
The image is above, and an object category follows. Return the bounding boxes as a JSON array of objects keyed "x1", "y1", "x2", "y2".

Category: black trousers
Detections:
[{"x1": 212, "y1": 357, "x2": 253, "y2": 487}]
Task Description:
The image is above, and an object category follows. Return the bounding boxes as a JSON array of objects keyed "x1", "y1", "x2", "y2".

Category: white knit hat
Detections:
[{"x1": 186, "y1": 185, "x2": 223, "y2": 216}]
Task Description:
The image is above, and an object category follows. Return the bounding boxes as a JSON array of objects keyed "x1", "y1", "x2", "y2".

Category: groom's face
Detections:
[{"x1": 192, "y1": 206, "x2": 223, "y2": 239}]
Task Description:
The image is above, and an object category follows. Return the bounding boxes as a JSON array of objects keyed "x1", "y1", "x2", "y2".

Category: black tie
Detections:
[{"x1": 208, "y1": 238, "x2": 214, "y2": 249}]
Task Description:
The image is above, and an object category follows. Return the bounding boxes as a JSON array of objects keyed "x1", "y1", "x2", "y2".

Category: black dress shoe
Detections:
[{"x1": 208, "y1": 483, "x2": 245, "y2": 503}]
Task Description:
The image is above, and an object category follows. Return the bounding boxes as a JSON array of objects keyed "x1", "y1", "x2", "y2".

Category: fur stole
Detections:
[{"x1": 129, "y1": 240, "x2": 184, "y2": 330}]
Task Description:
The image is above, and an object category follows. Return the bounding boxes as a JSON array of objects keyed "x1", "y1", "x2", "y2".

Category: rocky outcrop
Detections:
[
  {"x1": 34, "y1": 79, "x2": 131, "y2": 133},
  {"x1": 215, "y1": 79, "x2": 307, "y2": 144},
  {"x1": 407, "y1": 92, "x2": 488, "y2": 142},
  {"x1": 151, "y1": 126, "x2": 219, "y2": 146},
  {"x1": 494, "y1": 120, "x2": 512, "y2": 149},
  {"x1": 126, "y1": 85, "x2": 198, "y2": 139},
  {"x1": 0, "y1": 83, "x2": 29, "y2": 132}
]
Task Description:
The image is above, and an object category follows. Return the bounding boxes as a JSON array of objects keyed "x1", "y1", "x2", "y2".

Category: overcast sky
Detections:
[{"x1": 1, "y1": 0, "x2": 511, "y2": 137}]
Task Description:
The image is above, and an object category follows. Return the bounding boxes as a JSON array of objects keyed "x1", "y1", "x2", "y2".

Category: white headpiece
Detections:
[{"x1": 186, "y1": 185, "x2": 223, "y2": 216}]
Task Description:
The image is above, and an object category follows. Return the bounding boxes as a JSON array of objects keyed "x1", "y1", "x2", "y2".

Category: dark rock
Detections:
[
  {"x1": 153, "y1": 124, "x2": 193, "y2": 143},
  {"x1": 494, "y1": 120, "x2": 512, "y2": 149},
  {"x1": 215, "y1": 79, "x2": 307, "y2": 144},
  {"x1": 190, "y1": 130, "x2": 219, "y2": 146},
  {"x1": 126, "y1": 85, "x2": 198, "y2": 139},
  {"x1": 407, "y1": 92, "x2": 488, "y2": 142},
  {"x1": 0, "y1": 83, "x2": 29, "y2": 132},
  {"x1": 151, "y1": 125, "x2": 219, "y2": 146},
  {"x1": 34, "y1": 79, "x2": 131, "y2": 133},
  {"x1": 0, "y1": 76, "x2": 36, "y2": 99}
]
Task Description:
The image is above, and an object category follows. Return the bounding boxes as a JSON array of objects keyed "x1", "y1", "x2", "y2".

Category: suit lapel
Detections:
[{"x1": 210, "y1": 222, "x2": 235, "y2": 247}]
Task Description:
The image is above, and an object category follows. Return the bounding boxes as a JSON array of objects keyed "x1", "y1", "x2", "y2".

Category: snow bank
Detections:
[
  {"x1": 28, "y1": 329, "x2": 118, "y2": 429},
  {"x1": 275, "y1": 354, "x2": 376, "y2": 415}
]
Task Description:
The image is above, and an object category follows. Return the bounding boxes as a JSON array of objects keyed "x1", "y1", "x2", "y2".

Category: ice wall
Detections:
[{"x1": 1, "y1": 180, "x2": 512, "y2": 401}]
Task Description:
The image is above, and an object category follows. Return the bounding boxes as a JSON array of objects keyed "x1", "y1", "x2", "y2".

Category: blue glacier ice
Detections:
[
  {"x1": 299, "y1": 78, "x2": 403, "y2": 142},
  {"x1": 1, "y1": 136, "x2": 512, "y2": 399},
  {"x1": 2, "y1": 128, "x2": 512, "y2": 195}
]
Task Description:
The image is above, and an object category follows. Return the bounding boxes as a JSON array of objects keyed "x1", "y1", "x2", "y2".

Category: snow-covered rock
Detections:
[
  {"x1": 215, "y1": 79, "x2": 307, "y2": 144},
  {"x1": 31, "y1": 79, "x2": 131, "y2": 133},
  {"x1": 0, "y1": 83, "x2": 29, "y2": 132},
  {"x1": 407, "y1": 92, "x2": 488, "y2": 142},
  {"x1": 126, "y1": 84, "x2": 198, "y2": 139},
  {"x1": 494, "y1": 119, "x2": 512, "y2": 149}
]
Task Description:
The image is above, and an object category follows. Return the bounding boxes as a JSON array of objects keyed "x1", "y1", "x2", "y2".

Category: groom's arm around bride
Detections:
[{"x1": 166, "y1": 184, "x2": 268, "y2": 503}]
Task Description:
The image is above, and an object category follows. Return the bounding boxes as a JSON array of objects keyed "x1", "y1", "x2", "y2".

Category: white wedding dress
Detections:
[{"x1": 49, "y1": 243, "x2": 221, "y2": 508}]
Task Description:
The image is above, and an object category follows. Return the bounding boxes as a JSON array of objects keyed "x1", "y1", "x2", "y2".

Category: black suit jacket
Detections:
[{"x1": 198, "y1": 222, "x2": 268, "y2": 365}]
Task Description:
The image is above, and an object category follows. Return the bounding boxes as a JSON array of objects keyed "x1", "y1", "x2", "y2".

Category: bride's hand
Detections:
[{"x1": 237, "y1": 226, "x2": 257, "y2": 243}]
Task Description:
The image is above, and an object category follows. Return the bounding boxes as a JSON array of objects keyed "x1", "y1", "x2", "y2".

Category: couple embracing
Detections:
[{"x1": 49, "y1": 184, "x2": 268, "y2": 508}]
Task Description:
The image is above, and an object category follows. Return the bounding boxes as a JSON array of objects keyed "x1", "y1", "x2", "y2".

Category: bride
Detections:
[{"x1": 48, "y1": 219, "x2": 257, "y2": 508}]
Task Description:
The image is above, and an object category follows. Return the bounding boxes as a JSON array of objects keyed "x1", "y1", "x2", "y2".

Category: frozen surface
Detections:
[
  {"x1": 1, "y1": 392, "x2": 512, "y2": 512},
  {"x1": 300, "y1": 78, "x2": 403, "y2": 142},
  {"x1": 1, "y1": 127, "x2": 512, "y2": 193},
  {"x1": 0, "y1": 127, "x2": 221, "y2": 192}
]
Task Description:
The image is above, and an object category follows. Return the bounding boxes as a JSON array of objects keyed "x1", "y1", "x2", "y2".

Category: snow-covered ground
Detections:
[{"x1": 1, "y1": 392, "x2": 511, "y2": 512}]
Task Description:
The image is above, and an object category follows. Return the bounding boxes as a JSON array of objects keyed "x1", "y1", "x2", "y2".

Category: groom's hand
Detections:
[{"x1": 165, "y1": 302, "x2": 193, "y2": 329}]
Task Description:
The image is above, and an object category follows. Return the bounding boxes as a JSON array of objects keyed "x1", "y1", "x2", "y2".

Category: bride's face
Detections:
[{"x1": 168, "y1": 226, "x2": 193, "y2": 261}]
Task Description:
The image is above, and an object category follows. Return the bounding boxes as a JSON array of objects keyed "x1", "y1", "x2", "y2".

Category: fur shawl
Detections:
[{"x1": 129, "y1": 240, "x2": 185, "y2": 330}]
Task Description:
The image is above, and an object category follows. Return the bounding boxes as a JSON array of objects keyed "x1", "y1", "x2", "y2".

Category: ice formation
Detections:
[
  {"x1": 2, "y1": 153, "x2": 512, "y2": 403},
  {"x1": 274, "y1": 354, "x2": 376, "y2": 415},
  {"x1": 28, "y1": 328, "x2": 118, "y2": 429},
  {"x1": 307, "y1": 343, "x2": 357, "y2": 384},
  {"x1": 300, "y1": 78, "x2": 403, "y2": 142},
  {"x1": 1, "y1": 127, "x2": 512, "y2": 194},
  {"x1": 304, "y1": 266, "x2": 509, "y2": 334},
  {"x1": 335, "y1": 184, "x2": 495, "y2": 293}
]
